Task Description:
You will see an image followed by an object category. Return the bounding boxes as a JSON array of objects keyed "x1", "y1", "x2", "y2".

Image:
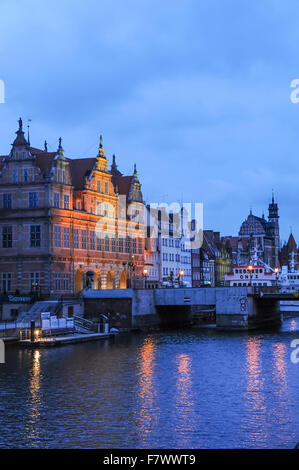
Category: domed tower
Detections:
[{"x1": 268, "y1": 192, "x2": 280, "y2": 267}]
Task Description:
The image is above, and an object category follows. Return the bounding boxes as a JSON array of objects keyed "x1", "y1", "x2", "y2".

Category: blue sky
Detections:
[{"x1": 0, "y1": 0, "x2": 299, "y2": 243}]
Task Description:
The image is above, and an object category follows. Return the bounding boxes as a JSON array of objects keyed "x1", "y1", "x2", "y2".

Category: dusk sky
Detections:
[{"x1": 0, "y1": 0, "x2": 299, "y2": 243}]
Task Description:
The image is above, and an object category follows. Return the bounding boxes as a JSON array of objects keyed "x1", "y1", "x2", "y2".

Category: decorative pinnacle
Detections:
[
  {"x1": 57, "y1": 137, "x2": 65, "y2": 157},
  {"x1": 44, "y1": 140, "x2": 48, "y2": 152},
  {"x1": 18, "y1": 117, "x2": 23, "y2": 132},
  {"x1": 98, "y1": 135, "x2": 106, "y2": 159}
]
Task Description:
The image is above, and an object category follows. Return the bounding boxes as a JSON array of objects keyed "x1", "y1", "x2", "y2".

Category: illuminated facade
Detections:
[{"x1": 0, "y1": 119, "x2": 145, "y2": 297}]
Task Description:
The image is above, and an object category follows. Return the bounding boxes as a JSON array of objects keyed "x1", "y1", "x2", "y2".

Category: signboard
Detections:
[{"x1": 0, "y1": 294, "x2": 33, "y2": 303}]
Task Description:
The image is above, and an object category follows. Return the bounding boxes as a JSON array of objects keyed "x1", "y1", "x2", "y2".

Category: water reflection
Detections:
[
  {"x1": 290, "y1": 319, "x2": 297, "y2": 332},
  {"x1": 243, "y1": 337, "x2": 267, "y2": 447},
  {"x1": 25, "y1": 350, "x2": 42, "y2": 446},
  {"x1": 271, "y1": 343, "x2": 295, "y2": 443},
  {"x1": 174, "y1": 354, "x2": 196, "y2": 448},
  {"x1": 135, "y1": 337, "x2": 158, "y2": 444}
]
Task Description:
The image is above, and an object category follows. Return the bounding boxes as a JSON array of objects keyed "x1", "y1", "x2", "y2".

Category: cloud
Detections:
[{"x1": 0, "y1": 0, "x2": 299, "y2": 241}]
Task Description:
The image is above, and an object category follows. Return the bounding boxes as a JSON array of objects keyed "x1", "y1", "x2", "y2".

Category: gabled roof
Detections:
[
  {"x1": 68, "y1": 157, "x2": 96, "y2": 190},
  {"x1": 112, "y1": 175, "x2": 132, "y2": 195},
  {"x1": 287, "y1": 233, "x2": 297, "y2": 252}
]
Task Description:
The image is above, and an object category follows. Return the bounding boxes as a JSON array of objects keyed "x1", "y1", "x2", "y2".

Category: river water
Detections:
[{"x1": 0, "y1": 318, "x2": 298, "y2": 449}]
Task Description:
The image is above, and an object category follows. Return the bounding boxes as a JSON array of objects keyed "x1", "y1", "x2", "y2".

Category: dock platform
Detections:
[{"x1": 19, "y1": 332, "x2": 115, "y2": 348}]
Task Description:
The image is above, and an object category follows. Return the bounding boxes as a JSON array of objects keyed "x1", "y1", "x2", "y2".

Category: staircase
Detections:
[
  {"x1": 18, "y1": 301, "x2": 60, "y2": 322},
  {"x1": 73, "y1": 315, "x2": 98, "y2": 333}
]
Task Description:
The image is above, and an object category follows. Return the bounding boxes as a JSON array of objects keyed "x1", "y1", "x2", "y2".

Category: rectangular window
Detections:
[
  {"x1": 138, "y1": 238, "x2": 143, "y2": 254},
  {"x1": 54, "y1": 273, "x2": 71, "y2": 291},
  {"x1": 125, "y1": 236, "x2": 131, "y2": 253},
  {"x1": 3, "y1": 194, "x2": 12, "y2": 209},
  {"x1": 73, "y1": 229, "x2": 79, "y2": 249},
  {"x1": 104, "y1": 236, "x2": 110, "y2": 251},
  {"x1": 96, "y1": 202, "x2": 102, "y2": 215},
  {"x1": 111, "y1": 238, "x2": 116, "y2": 252},
  {"x1": 1, "y1": 273, "x2": 11, "y2": 292},
  {"x1": 30, "y1": 225, "x2": 41, "y2": 247},
  {"x1": 89, "y1": 231, "x2": 95, "y2": 250},
  {"x1": 96, "y1": 233, "x2": 102, "y2": 251},
  {"x1": 54, "y1": 193, "x2": 59, "y2": 208},
  {"x1": 54, "y1": 225, "x2": 61, "y2": 247},
  {"x1": 105, "y1": 182, "x2": 108, "y2": 194},
  {"x1": 13, "y1": 170, "x2": 18, "y2": 183},
  {"x1": 2, "y1": 226, "x2": 12, "y2": 248},
  {"x1": 81, "y1": 230, "x2": 87, "y2": 249},
  {"x1": 64, "y1": 195, "x2": 69, "y2": 209},
  {"x1": 30, "y1": 272, "x2": 40, "y2": 291},
  {"x1": 132, "y1": 237, "x2": 137, "y2": 253},
  {"x1": 118, "y1": 237, "x2": 124, "y2": 253},
  {"x1": 63, "y1": 227, "x2": 70, "y2": 248},
  {"x1": 24, "y1": 169, "x2": 28, "y2": 182},
  {"x1": 29, "y1": 192, "x2": 38, "y2": 208},
  {"x1": 77, "y1": 201, "x2": 81, "y2": 210},
  {"x1": 97, "y1": 180, "x2": 101, "y2": 192}
]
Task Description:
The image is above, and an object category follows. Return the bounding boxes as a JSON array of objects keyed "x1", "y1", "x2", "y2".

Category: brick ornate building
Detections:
[{"x1": 0, "y1": 119, "x2": 146, "y2": 297}]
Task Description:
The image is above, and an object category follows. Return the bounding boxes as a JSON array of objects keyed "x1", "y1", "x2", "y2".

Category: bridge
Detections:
[
  {"x1": 251, "y1": 286, "x2": 299, "y2": 301},
  {"x1": 82, "y1": 286, "x2": 293, "y2": 331}
]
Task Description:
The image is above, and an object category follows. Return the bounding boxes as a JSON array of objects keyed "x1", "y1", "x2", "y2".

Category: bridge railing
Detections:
[{"x1": 251, "y1": 286, "x2": 280, "y2": 296}]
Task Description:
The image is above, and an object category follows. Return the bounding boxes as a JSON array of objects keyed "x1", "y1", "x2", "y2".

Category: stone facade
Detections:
[{"x1": 0, "y1": 119, "x2": 146, "y2": 297}]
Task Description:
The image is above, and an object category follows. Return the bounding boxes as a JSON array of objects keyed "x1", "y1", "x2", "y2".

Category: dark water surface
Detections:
[{"x1": 0, "y1": 319, "x2": 298, "y2": 449}]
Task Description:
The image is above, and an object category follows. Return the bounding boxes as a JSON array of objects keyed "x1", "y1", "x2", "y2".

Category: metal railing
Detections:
[{"x1": 73, "y1": 315, "x2": 98, "y2": 332}]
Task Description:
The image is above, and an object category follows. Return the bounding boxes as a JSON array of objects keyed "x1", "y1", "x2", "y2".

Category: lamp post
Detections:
[
  {"x1": 247, "y1": 265, "x2": 254, "y2": 287},
  {"x1": 143, "y1": 268, "x2": 148, "y2": 288},
  {"x1": 123, "y1": 255, "x2": 136, "y2": 288},
  {"x1": 177, "y1": 269, "x2": 185, "y2": 288},
  {"x1": 274, "y1": 267, "x2": 279, "y2": 287}
]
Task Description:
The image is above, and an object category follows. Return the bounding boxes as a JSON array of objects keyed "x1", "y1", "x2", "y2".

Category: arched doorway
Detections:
[
  {"x1": 119, "y1": 270, "x2": 127, "y2": 289},
  {"x1": 94, "y1": 270, "x2": 102, "y2": 290},
  {"x1": 106, "y1": 270, "x2": 115, "y2": 289},
  {"x1": 74, "y1": 269, "x2": 84, "y2": 295}
]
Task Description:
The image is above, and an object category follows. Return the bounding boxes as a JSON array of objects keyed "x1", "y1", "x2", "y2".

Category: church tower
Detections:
[{"x1": 268, "y1": 193, "x2": 280, "y2": 267}]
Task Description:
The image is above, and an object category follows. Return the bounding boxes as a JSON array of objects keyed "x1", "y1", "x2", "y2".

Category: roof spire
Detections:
[
  {"x1": 110, "y1": 154, "x2": 122, "y2": 176},
  {"x1": 97, "y1": 135, "x2": 106, "y2": 160},
  {"x1": 272, "y1": 189, "x2": 274, "y2": 204},
  {"x1": 27, "y1": 119, "x2": 31, "y2": 146},
  {"x1": 56, "y1": 137, "x2": 66, "y2": 160},
  {"x1": 132, "y1": 163, "x2": 140, "y2": 184}
]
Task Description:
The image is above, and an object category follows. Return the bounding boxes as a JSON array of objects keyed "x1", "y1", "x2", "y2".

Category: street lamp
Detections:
[
  {"x1": 247, "y1": 265, "x2": 254, "y2": 287},
  {"x1": 143, "y1": 268, "x2": 148, "y2": 288},
  {"x1": 177, "y1": 269, "x2": 185, "y2": 288}
]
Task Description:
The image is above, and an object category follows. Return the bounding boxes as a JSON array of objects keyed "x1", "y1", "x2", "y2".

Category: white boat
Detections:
[
  {"x1": 278, "y1": 253, "x2": 299, "y2": 316},
  {"x1": 224, "y1": 242, "x2": 277, "y2": 287},
  {"x1": 224, "y1": 265, "x2": 277, "y2": 287}
]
